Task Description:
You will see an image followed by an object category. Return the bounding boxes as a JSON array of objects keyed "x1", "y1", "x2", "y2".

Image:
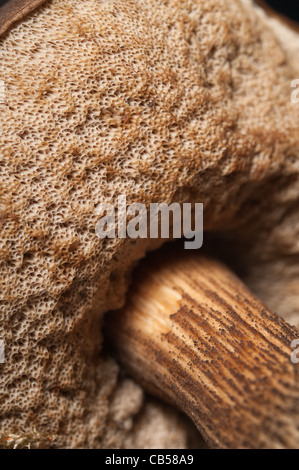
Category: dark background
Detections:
[
  {"x1": 0, "y1": 0, "x2": 298, "y2": 22},
  {"x1": 266, "y1": 0, "x2": 299, "y2": 22}
]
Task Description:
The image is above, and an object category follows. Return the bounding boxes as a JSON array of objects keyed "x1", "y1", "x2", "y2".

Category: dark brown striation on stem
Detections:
[
  {"x1": 106, "y1": 251, "x2": 299, "y2": 449},
  {"x1": 0, "y1": 0, "x2": 48, "y2": 37}
]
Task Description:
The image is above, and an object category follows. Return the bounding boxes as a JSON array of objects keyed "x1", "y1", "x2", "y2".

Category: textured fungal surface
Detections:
[
  {"x1": 106, "y1": 249, "x2": 299, "y2": 449},
  {"x1": 0, "y1": 0, "x2": 299, "y2": 448}
]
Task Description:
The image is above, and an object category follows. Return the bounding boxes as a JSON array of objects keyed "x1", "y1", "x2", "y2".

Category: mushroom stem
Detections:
[{"x1": 105, "y1": 250, "x2": 299, "y2": 449}]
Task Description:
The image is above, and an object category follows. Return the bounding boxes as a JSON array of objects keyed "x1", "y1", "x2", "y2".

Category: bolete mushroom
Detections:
[{"x1": 0, "y1": 0, "x2": 299, "y2": 449}]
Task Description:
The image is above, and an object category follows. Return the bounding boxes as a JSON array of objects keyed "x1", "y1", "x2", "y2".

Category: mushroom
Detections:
[
  {"x1": 106, "y1": 248, "x2": 299, "y2": 448},
  {"x1": 0, "y1": 0, "x2": 299, "y2": 449}
]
